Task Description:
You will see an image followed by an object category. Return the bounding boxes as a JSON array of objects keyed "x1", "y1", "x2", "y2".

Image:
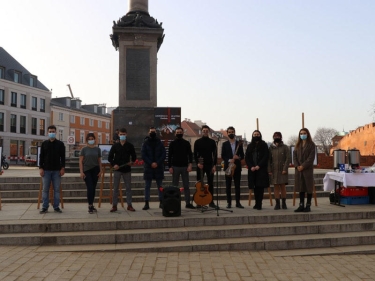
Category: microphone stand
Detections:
[{"x1": 214, "y1": 136, "x2": 233, "y2": 216}]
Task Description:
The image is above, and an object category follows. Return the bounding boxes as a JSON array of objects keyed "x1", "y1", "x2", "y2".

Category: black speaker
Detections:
[
  {"x1": 368, "y1": 187, "x2": 375, "y2": 204},
  {"x1": 162, "y1": 186, "x2": 181, "y2": 217}
]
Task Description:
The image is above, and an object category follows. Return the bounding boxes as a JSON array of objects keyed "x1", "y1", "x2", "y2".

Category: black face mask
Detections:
[
  {"x1": 176, "y1": 134, "x2": 183, "y2": 139},
  {"x1": 228, "y1": 134, "x2": 235, "y2": 139},
  {"x1": 274, "y1": 138, "x2": 281, "y2": 143},
  {"x1": 252, "y1": 136, "x2": 261, "y2": 142},
  {"x1": 149, "y1": 132, "x2": 156, "y2": 138}
]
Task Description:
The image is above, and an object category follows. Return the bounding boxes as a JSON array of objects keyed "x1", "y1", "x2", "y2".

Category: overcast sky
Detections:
[{"x1": 2, "y1": 0, "x2": 375, "y2": 142}]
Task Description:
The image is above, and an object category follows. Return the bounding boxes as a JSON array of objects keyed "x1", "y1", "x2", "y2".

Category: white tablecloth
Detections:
[{"x1": 323, "y1": 172, "x2": 375, "y2": 191}]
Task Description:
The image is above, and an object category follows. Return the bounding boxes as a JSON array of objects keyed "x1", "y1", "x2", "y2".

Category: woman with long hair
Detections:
[
  {"x1": 293, "y1": 128, "x2": 316, "y2": 212},
  {"x1": 245, "y1": 130, "x2": 269, "y2": 210}
]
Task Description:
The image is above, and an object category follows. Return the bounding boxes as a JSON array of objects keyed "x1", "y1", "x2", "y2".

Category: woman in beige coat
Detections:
[
  {"x1": 268, "y1": 132, "x2": 290, "y2": 210},
  {"x1": 293, "y1": 128, "x2": 316, "y2": 212}
]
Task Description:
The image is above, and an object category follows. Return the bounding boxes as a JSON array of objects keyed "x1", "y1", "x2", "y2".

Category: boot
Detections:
[
  {"x1": 304, "y1": 193, "x2": 312, "y2": 212},
  {"x1": 142, "y1": 201, "x2": 149, "y2": 210},
  {"x1": 274, "y1": 199, "x2": 280, "y2": 210},
  {"x1": 282, "y1": 198, "x2": 287, "y2": 209},
  {"x1": 294, "y1": 203, "x2": 304, "y2": 212},
  {"x1": 304, "y1": 204, "x2": 311, "y2": 212}
]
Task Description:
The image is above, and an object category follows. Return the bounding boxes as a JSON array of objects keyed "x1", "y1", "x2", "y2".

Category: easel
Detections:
[
  {"x1": 292, "y1": 184, "x2": 318, "y2": 206},
  {"x1": 37, "y1": 177, "x2": 64, "y2": 209},
  {"x1": 98, "y1": 163, "x2": 124, "y2": 208},
  {"x1": 248, "y1": 187, "x2": 273, "y2": 206}
]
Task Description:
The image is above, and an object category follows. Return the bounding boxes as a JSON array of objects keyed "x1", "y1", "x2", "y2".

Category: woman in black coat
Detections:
[{"x1": 245, "y1": 130, "x2": 269, "y2": 210}]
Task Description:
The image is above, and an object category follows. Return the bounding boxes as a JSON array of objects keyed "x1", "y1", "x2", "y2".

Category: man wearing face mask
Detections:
[
  {"x1": 221, "y1": 126, "x2": 245, "y2": 209},
  {"x1": 193, "y1": 125, "x2": 217, "y2": 208},
  {"x1": 168, "y1": 127, "x2": 195, "y2": 209},
  {"x1": 39, "y1": 125, "x2": 66, "y2": 214},
  {"x1": 108, "y1": 128, "x2": 137, "y2": 212},
  {"x1": 141, "y1": 127, "x2": 166, "y2": 210}
]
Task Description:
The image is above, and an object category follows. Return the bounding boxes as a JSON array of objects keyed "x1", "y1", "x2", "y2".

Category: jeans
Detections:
[
  {"x1": 84, "y1": 166, "x2": 100, "y2": 205},
  {"x1": 42, "y1": 170, "x2": 61, "y2": 209},
  {"x1": 113, "y1": 171, "x2": 132, "y2": 206},
  {"x1": 172, "y1": 166, "x2": 191, "y2": 204},
  {"x1": 145, "y1": 179, "x2": 163, "y2": 201}
]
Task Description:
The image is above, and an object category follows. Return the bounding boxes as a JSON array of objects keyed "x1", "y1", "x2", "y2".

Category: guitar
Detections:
[
  {"x1": 193, "y1": 158, "x2": 213, "y2": 206},
  {"x1": 225, "y1": 140, "x2": 243, "y2": 177}
]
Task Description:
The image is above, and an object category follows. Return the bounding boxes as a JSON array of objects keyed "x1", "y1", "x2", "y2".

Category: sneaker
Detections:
[
  {"x1": 185, "y1": 203, "x2": 196, "y2": 209},
  {"x1": 88, "y1": 206, "x2": 94, "y2": 214},
  {"x1": 127, "y1": 205, "x2": 135, "y2": 212},
  {"x1": 54, "y1": 208, "x2": 62, "y2": 213},
  {"x1": 39, "y1": 208, "x2": 48, "y2": 214},
  {"x1": 110, "y1": 206, "x2": 117, "y2": 212},
  {"x1": 91, "y1": 206, "x2": 97, "y2": 212}
]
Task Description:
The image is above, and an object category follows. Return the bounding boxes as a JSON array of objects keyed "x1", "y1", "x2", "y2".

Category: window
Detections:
[
  {"x1": 80, "y1": 117, "x2": 85, "y2": 125},
  {"x1": 80, "y1": 131, "x2": 85, "y2": 143},
  {"x1": 31, "y1": 118, "x2": 37, "y2": 135},
  {"x1": 0, "y1": 112, "x2": 4, "y2": 131},
  {"x1": 98, "y1": 133, "x2": 102, "y2": 144},
  {"x1": 0, "y1": 89, "x2": 4, "y2": 105},
  {"x1": 39, "y1": 119, "x2": 45, "y2": 136},
  {"x1": 11, "y1": 92, "x2": 17, "y2": 107},
  {"x1": 10, "y1": 114, "x2": 17, "y2": 133},
  {"x1": 89, "y1": 119, "x2": 94, "y2": 126},
  {"x1": 14, "y1": 71, "x2": 21, "y2": 83},
  {"x1": 20, "y1": 94, "x2": 26, "y2": 109},
  {"x1": 30, "y1": 76, "x2": 35, "y2": 87},
  {"x1": 105, "y1": 122, "x2": 110, "y2": 129},
  {"x1": 98, "y1": 120, "x2": 102, "y2": 128},
  {"x1": 58, "y1": 129, "x2": 63, "y2": 140},
  {"x1": 32, "y1": 97, "x2": 37, "y2": 111},
  {"x1": 40, "y1": 98, "x2": 45, "y2": 112},
  {"x1": 58, "y1": 112, "x2": 64, "y2": 121},
  {"x1": 106, "y1": 134, "x2": 109, "y2": 144},
  {"x1": 0, "y1": 67, "x2": 4, "y2": 79},
  {"x1": 20, "y1": 116, "x2": 26, "y2": 134},
  {"x1": 70, "y1": 115, "x2": 75, "y2": 123}
]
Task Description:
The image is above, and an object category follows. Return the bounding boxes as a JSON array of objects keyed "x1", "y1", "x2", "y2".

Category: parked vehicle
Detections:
[{"x1": 2, "y1": 155, "x2": 9, "y2": 170}]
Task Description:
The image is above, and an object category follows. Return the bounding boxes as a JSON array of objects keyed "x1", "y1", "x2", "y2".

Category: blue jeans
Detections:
[
  {"x1": 42, "y1": 170, "x2": 61, "y2": 209},
  {"x1": 145, "y1": 179, "x2": 163, "y2": 201}
]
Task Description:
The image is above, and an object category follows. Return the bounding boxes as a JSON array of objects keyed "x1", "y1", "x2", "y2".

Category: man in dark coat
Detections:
[
  {"x1": 245, "y1": 130, "x2": 269, "y2": 210},
  {"x1": 221, "y1": 126, "x2": 245, "y2": 209},
  {"x1": 141, "y1": 127, "x2": 166, "y2": 210}
]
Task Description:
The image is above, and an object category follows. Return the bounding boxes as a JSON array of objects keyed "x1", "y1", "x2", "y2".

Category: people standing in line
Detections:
[
  {"x1": 141, "y1": 127, "x2": 166, "y2": 210},
  {"x1": 79, "y1": 133, "x2": 102, "y2": 214},
  {"x1": 168, "y1": 127, "x2": 195, "y2": 209},
  {"x1": 193, "y1": 125, "x2": 217, "y2": 208},
  {"x1": 268, "y1": 132, "x2": 290, "y2": 210},
  {"x1": 245, "y1": 130, "x2": 269, "y2": 210},
  {"x1": 221, "y1": 126, "x2": 245, "y2": 209},
  {"x1": 108, "y1": 128, "x2": 137, "y2": 212},
  {"x1": 39, "y1": 125, "x2": 66, "y2": 214},
  {"x1": 112, "y1": 128, "x2": 120, "y2": 143},
  {"x1": 293, "y1": 128, "x2": 316, "y2": 213}
]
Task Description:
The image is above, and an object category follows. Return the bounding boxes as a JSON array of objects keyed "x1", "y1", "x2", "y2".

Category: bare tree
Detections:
[
  {"x1": 287, "y1": 135, "x2": 298, "y2": 146},
  {"x1": 313, "y1": 127, "x2": 339, "y2": 156}
]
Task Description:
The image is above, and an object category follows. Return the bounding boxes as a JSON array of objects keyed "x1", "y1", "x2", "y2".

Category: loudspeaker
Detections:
[
  {"x1": 162, "y1": 186, "x2": 181, "y2": 217},
  {"x1": 368, "y1": 187, "x2": 375, "y2": 204}
]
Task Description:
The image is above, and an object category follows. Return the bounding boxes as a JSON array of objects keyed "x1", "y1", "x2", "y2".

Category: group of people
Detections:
[{"x1": 38, "y1": 124, "x2": 317, "y2": 214}]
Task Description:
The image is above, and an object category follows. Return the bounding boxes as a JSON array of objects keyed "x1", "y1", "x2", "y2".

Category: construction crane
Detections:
[{"x1": 67, "y1": 84, "x2": 74, "y2": 99}]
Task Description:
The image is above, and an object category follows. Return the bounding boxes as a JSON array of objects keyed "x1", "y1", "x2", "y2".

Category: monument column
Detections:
[{"x1": 110, "y1": 0, "x2": 164, "y2": 145}]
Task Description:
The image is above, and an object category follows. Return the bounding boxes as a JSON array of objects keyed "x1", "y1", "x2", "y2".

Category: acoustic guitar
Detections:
[
  {"x1": 225, "y1": 140, "x2": 243, "y2": 177},
  {"x1": 193, "y1": 158, "x2": 213, "y2": 206}
]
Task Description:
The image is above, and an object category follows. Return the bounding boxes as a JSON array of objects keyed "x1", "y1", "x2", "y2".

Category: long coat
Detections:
[
  {"x1": 293, "y1": 142, "x2": 316, "y2": 193},
  {"x1": 141, "y1": 137, "x2": 166, "y2": 180},
  {"x1": 245, "y1": 140, "x2": 269, "y2": 189},
  {"x1": 268, "y1": 143, "x2": 290, "y2": 185}
]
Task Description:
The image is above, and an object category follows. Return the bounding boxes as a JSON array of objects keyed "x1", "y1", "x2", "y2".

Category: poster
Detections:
[{"x1": 98, "y1": 144, "x2": 112, "y2": 164}]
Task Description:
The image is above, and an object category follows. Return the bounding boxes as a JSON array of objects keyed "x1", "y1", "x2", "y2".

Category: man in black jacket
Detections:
[
  {"x1": 108, "y1": 128, "x2": 137, "y2": 212},
  {"x1": 168, "y1": 127, "x2": 195, "y2": 209},
  {"x1": 221, "y1": 126, "x2": 245, "y2": 209},
  {"x1": 193, "y1": 125, "x2": 217, "y2": 208},
  {"x1": 39, "y1": 125, "x2": 65, "y2": 214}
]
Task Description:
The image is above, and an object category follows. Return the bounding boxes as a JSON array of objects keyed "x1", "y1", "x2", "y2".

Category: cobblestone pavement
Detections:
[{"x1": 0, "y1": 246, "x2": 374, "y2": 281}]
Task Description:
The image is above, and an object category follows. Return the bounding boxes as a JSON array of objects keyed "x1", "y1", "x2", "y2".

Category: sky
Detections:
[{"x1": 1, "y1": 0, "x2": 375, "y2": 143}]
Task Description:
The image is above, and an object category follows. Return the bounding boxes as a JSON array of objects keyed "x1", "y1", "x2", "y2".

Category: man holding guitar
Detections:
[
  {"x1": 221, "y1": 126, "x2": 245, "y2": 209},
  {"x1": 193, "y1": 125, "x2": 217, "y2": 208}
]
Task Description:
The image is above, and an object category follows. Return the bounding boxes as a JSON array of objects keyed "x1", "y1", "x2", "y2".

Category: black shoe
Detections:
[
  {"x1": 209, "y1": 202, "x2": 217, "y2": 209},
  {"x1": 226, "y1": 203, "x2": 232, "y2": 208},
  {"x1": 185, "y1": 203, "x2": 196, "y2": 209},
  {"x1": 54, "y1": 207, "x2": 62, "y2": 213},
  {"x1": 142, "y1": 204, "x2": 150, "y2": 210},
  {"x1": 294, "y1": 204, "x2": 304, "y2": 212},
  {"x1": 253, "y1": 204, "x2": 258, "y2": 209},
  {"x1": 39, "y1": 208, "x2": 48, "y2": 214},
  {"x1": 91, "y1": 206, "x2": 97, "y2": 212},
  {"x1": 256, "y1": 206, "x2": 262, "y2": 210},
  {"x1": 282, "y1": 199, "x2": 287, "y2": 209},
  {"x1": 88, "y1": 206, "x2": 94, "y2": 214},
  {"x1": 236, "y1": 203, "x2": 244, "y2": 209},
  {"x1": 303, "y1": 204, "x2": 311, "y2": 212}
]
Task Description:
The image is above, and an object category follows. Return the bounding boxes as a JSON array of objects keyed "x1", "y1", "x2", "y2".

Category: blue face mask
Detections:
[
  {"x1": 300, "y1": 135, "x2": 307, "y2": 140},
  {"x1": 48, "y1": 133, "x2": 56, "y2": 139},
  {"x1": 119, "y1": 135, "x2": 126, "y2": 141},
  {"x1": 88, "y1": 140, "x2": 95, "y2": 145}
]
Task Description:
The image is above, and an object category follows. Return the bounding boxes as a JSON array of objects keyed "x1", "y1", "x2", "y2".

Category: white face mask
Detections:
[{"x1": 88, "y1": 140, "x2": 95, "y2": 145}]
